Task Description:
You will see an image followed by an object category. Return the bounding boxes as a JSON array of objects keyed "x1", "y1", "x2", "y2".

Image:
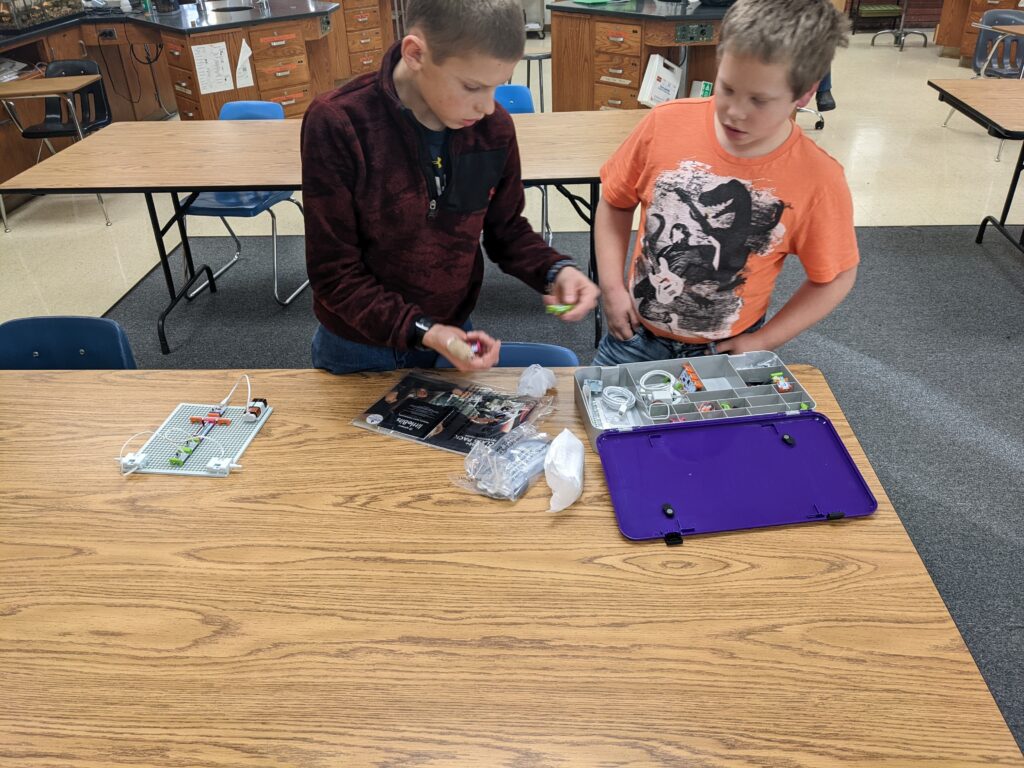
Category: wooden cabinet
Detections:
[
  {"x1": 959, "y1": 0, "x2": 1019, "y2": 57},
  {"x1": 327, "y1": 0, "x2": 393, "y2": 84},
  {"x1": 935, "y1": 0, "x2": 1018, "y2": 59},
  {"x1": 45, "y1": 27, "x2": 87, "y2": 60},
  {"x1": 552, "y1": 9, "x2": 721, "y2": 113}
]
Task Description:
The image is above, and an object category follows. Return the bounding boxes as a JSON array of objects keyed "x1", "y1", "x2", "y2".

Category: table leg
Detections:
[
  {"x1": 551, "y1": 182, "x2": 603, "y2": 346},
  {"x1": 976, "y1": 139, "x2": 1024, "y2": 254},
  {"x1": 144, "y1": 192, "x2": 217, "y2": 354}
]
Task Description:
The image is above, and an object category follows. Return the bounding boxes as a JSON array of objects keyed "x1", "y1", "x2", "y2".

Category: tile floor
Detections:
[{"x1": 1, "y1": 29, "x2": 1021, "y2": 323}]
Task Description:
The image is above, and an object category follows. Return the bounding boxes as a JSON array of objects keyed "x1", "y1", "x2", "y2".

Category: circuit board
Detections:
[{"x1": 129, "y1": 402, "x2": 272, "y2": 477}]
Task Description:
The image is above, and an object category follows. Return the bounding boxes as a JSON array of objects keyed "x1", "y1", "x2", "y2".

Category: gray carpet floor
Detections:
[{"x1": 106, "y1": 227, "x2": 1024, "y2": 751}]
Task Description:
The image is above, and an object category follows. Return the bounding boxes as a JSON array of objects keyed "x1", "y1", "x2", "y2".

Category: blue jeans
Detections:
[
  {"x1": 593, "y1": 317, "x2": 765, "y2": 366},
  {"x1": 312, "y1": 324, "x2": 440, "y2": 374}
]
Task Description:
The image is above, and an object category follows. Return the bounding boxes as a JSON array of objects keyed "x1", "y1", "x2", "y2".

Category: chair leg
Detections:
[
  {"x1": 95, "y1": 193, "x2": 112, "y2": 226},
  {"x1": 271, "y1": 198, "x2": 310, "y2": 306},
  {"x1": 187, "y1": 216, "x2": 243, "y2": 298},
  {"x1": 0, "y1": 195, "x2": 9, "y2": 233}
]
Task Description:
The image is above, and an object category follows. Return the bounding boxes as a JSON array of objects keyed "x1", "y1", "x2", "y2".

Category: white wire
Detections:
[
  {"x1": 219, "y1": 373, "x2": 251, "y2": 408},
  {"x1": 638, "y1": 369, "x2": 683, "y2": 405},
  {"x1": 600, "y1": 385, "x2": 636, "y2": 416}
]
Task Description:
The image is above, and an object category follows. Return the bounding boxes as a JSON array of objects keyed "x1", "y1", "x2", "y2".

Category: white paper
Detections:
[
  {"x1": 236, "y1": 39, "x2": 254, "y2": 89},
  {"x1": 191, "y1": 41, "x2": 234, "y2": 95}
]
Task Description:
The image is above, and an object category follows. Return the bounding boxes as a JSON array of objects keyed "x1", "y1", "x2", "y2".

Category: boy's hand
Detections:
[
  {"x1": 601, "y1": 287, "x2": 642, "y2": 341},
  {"x1": 423, "y1": 325, "x2": 501, "y2": 371},
  {"x1": 715, "y1": 332, "x2": 766, "y2": 355},
  {"x1": 544, "y1": 267, "x2": 600, "y2": 322}
]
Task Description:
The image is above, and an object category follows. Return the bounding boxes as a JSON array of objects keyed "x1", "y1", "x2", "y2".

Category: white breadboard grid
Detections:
[{"x1": 132, "y1": 403, "x2": 272, "y2": 477}]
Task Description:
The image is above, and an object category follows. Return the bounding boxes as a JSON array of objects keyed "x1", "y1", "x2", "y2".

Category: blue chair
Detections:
[
  {"x1": 495, "y1": 84, "x2": 551, "y2": 245},
  {"x1": 0, "y1": 316, "x2": 137, "y2": 369},
  {"x1": 186, "y1": 101, "x2": 308, "y2": 305},
  {"x1": 435, "y1": 341, "x2": 578, "y2": 368},
  {"x1": 942, "y1": 10, "x2": 1024, "y2": 161}
]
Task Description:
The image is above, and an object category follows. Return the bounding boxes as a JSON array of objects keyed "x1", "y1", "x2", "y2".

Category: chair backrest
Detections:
[
  {"x1": 44, "y1": 59, "x2": 111, "y2": 131},
  {"x1": 219, "y1": 101, "x2": 286, "y2": 120},
  {"x1": 436, "y1": 341, "x2": 578, "y2": 368},
  {"x1": 0, "y1": 316, "x2": 137, "y2": 370},
  {"x1": 975, "y1": 10, "x2": 1024, "y2": 76},
  {"x1": 495, "y1": 84, "x2": 535, "y2": 114}
]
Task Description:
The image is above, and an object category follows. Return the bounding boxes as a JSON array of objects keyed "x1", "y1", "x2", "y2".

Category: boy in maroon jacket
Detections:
[{"x1": 301, "y1": 0, "x2": 599, "y2": 373}]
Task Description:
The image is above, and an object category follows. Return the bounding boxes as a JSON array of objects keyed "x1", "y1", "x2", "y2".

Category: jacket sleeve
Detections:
[
  {"x1": 480, "y1": 130, "x2": 567, "y2": 292},
  {"x1": 301, "y1": 99, "x2": 423, "y2": 350}
]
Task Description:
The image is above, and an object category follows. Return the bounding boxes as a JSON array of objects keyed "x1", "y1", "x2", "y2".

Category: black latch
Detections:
[
  {"x1": 664, "y1": 531, "x2": 683, "y2": 546},
  {"x1": 826, "y1": 511, "x2": 845, "y2": 520}
]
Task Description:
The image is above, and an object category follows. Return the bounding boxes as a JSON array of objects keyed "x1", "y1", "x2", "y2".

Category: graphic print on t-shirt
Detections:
[{"x1": 634, "y1": 161, "x2": 787, "y2": 340}]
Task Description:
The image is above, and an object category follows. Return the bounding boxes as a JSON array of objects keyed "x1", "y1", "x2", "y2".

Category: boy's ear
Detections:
[
  {"x1": 795, "y1": 82, "x2": 818, "y2": 109},
  {"x1": 400, "y1": 33, "x2": 428, "y2": 72}
]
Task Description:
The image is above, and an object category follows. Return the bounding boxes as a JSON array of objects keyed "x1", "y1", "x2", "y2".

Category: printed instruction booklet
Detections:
[{"x1": 353, "y1": 372, "x2": 549, "y2": 454}]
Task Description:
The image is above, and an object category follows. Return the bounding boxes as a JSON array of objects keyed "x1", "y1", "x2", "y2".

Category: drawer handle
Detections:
[
  {"x1": 275, "y1": 70, "x2": 291, "y2": 77},
  {"x1": 279, "y1": 98, "x2": 296, "y2": 106},
  {"x1": 184, "y1": 111, "x2": 194, "y2": 118},
  {"x1": 78, "y1": 40, "x2": 88, "y2": 56},
  {"x1": 356, "y1": 13, "x2": 368, "y2": 21},
  {"x1": 608, "y1": 98, "x2": 622, "y2": 105},
  {"x1": 170, "y1": 49, "x2": 181, "y2": 56},
  {"x1": 609, "y1": 67, "x2": 624, "y2": 74},
  {"x1": 176, "y1": 81, "x2": 188, "y2": 87},
  {"x1": 359, "y1": 37, "x2": 371, "y2": 43},
  {"x1": 361, "y1": 57, "x2": 373, "y2": 64},
  {"x1": 608, "y1": 35, "x2": 625, "y2": 42},
  {"x1": 270, "y1": 39, "x2": 287, "y2": 46}
]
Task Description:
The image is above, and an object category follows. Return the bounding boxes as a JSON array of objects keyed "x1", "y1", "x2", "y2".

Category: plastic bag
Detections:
[
  {"x1": 454, "y1": 424, "x2": 551, "y2": 500},
  {"x1": 517, "y1": 364, "x2": 557, "y2": 398},
  {"x1": 544, "y1": 429, "x2": 584, "y2": 512}
]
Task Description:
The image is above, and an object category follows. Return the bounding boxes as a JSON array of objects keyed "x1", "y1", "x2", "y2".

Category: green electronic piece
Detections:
[{"x1": 546, "y1": 304, "x2": 575, "y2": 315}]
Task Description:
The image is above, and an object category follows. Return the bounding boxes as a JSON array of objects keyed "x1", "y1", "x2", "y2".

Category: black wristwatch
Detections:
[
  {"x1": 409, "y1": 315, "x2": 435, "y2": 349},
  {"x1": 545, "y1": 259, "x2": 577, "y2": 292}
]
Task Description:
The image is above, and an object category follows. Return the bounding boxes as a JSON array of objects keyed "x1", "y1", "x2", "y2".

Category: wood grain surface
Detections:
[
  {"x1": 0, "y1": 110, "x2": 646, "y2": 194},
  {"x1": 0, "y1": 75, "x2": 101, "y2": 100},
  {"x1": 0, "y1": 368, "x2": 1020, "y2": 767},
  {"x1": 928, "y1": 79, "x2": 1024, "y2": 135}
]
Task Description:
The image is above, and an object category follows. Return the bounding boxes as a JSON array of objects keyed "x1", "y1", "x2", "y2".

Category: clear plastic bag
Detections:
[
  {"x1": 517, "y1": 364, "x2": 557, "y2": 397},
  {"x1": 454, "y1": 424, "x2": 552, "y2": 500},
  {"x1": 545, "y1": 429, "x2": 584, "y2": 512}
]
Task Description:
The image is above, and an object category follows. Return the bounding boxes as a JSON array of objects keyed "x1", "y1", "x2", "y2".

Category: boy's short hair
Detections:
[
  {"x1": 718, "y1": 0, "x2": 850, "y2": 97},
  {"x1": 404, "y1": 0, "x2": 525, "y2": 63}
]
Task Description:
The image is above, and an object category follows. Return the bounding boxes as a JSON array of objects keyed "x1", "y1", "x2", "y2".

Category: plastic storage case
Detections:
[
  {"x1": 0, "y1": 0, "x2": 82, "y2": 31},
  {"x1": 574, "y1": 350, "x2": 815, "y2": 448}
]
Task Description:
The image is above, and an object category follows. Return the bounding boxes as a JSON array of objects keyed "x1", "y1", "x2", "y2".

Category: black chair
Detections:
[{"x1": 18, "y1": 60, "x2": 112, "y2": 226}]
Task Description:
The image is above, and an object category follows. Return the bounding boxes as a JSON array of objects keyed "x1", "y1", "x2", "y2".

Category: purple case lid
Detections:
[{"x1": 595, "y1": 411, "x2": 877, "y2": 543}]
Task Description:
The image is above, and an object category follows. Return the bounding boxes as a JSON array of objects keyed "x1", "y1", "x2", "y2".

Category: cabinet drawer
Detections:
[
  {"x1": 262, "y1": 82, "x2": 313, "y2": 118},
  {"x1": 349, "y1": 47, "x2": 383, "y2": 75},
  {"x1": 594, "y1": 83, "x2": 639, "y2": 110},
  {"x1": 344, "y1": 7, "x2": 380, "y2": 30},
  {"x1": 347, "y1": 27, "x2": 383, "y2": 53},
  {"x1": 254, "y1": 56, "x2": 310, "y2": 91},
  {"x1": 175, "y1": 94, "x2": 203, "y2": 121},
  {"x1": 346, "y1": 0, "x2": 378, "y2": 8},
  {"x1": 163, "y1": 34, "x2": 192, "y2": 70},
  {"x1": 169, "y1": 65, "x2": 198, "y2": 100},
  {"x1": 594, "y1": 21, "x2": 642, "y2": 55},
  {"x1": 594, "y1": 52, "x2": 641, "y2": 88},
  {"x1": 251, "y1": 24, "x2": 306, "y2": 60}
]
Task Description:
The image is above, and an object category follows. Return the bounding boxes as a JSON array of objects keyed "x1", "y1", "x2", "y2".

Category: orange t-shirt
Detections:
[{"x1": 600, "y1": 98, "x2": 859, "y2": 343}]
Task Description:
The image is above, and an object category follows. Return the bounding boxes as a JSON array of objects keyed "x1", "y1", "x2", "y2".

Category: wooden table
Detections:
[
  {"x1": 0, "y1": 110, "x2": 645, "y2": 352},
  {"x1": 0, "y1": 74, "x2": 103, "y2": 234},
  {"x1": 992, "y1": 24, "x2": 1024, "y2": 37},
  {"x1": 928, "y1": 79, "x2": 1024, "y2": 256},
  {"x1": 1, "y1": 367, "x2": 1021, "y2": 766}
]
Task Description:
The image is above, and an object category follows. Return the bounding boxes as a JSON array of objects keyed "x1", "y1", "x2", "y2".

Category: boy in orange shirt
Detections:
[{"x1": 594, "y1": 0, "x2": 857, "y2": 365}]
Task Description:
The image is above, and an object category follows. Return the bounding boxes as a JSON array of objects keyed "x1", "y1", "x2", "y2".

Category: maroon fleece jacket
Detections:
[{"x1": 300, "y1": 44, "x2": 564, "y2": 350}]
